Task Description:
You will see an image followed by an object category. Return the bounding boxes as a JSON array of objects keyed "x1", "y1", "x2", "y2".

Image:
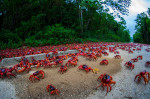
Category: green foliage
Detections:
[
  {"x1": 0, "y1": 0, "x2": 131, "y2": 49},
  {"x1": 0, "y1": 29, "x2": 22, "y2": 49},
  {"x1": 134, "y1": 8, "x2": 150, "y2": 44},
  {"x1": 133, "y1": 32, "x2": 143, "y2": 43},
  {"x1": 15, "y1": 13, "x2": 46, "y2": 39},
  {"x1": 25, "y1": 24, "x2": 77, "y2": 46}
]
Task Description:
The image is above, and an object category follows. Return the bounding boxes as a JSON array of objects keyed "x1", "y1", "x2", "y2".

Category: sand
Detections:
[
  {"x1": 0, "y1": 45, "x2": 150, "y2": 99},
  {"x1": 87, "y1": 46, "x2": 150, "y2": 99}
]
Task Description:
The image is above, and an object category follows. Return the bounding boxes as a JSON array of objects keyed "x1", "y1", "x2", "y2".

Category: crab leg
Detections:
[
  {"x1": 96, "y1": 83, "x2": 102, "y2": 89},
  {"x1": 34, "y1": 76, "x2": 40, "y2": 81},
  {"x1": 105, "y1": 84, "x2": 109, "y2": 96},
  {"x1": 46, "y1": 85, "x2": 50, "y2": 92},
  {"x1": 6, "y1": 72, "x2": 16, "y2": 78},
  {"x1": 143, "y1": 75, "x2": 149, "y2": 85},
  {"x1": 134, "y1": 75, "x2": 140, "y2": 81},
  {"x1": 41, "y1": 72, "x2": 44, "y2": 79},
  {"x1": 55, "y1": 89, "x2": 60, "y2": 95}
]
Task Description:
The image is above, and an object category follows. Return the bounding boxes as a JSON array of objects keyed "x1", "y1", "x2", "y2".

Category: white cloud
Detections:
[
  {"x1": 122, "y1": 0, "x2": 150, "y2": 37},
  {"x1": 105, "y1": 0, "x2": 150, "y2": 37},
  {"x1": 129, "y1": 0, "x2": 148, "y2": 15}
]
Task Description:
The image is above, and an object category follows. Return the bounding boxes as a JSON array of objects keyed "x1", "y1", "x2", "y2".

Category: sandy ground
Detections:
[
  {"x1": 0, "y1": 45, "x2": 150, "y2": 99},
  {"x1": 87, "y1": 46, "x2": 150, "y2": 99}
]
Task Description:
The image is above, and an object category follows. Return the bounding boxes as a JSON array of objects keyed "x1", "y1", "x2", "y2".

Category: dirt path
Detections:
[{"x1": 3, "y1": 56, "x2": 121, "y2": 99}]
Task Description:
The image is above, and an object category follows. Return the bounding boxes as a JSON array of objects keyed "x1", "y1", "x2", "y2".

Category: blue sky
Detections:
[{"x1": 122, "y1": 0, "x2": 150, "y2": 37}]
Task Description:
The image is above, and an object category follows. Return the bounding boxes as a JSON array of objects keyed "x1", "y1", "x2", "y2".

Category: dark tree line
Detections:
[
  {"x1": 134, "y1": 8, "x2": 150, "y2": 44},
  {"x1": 0, "y1": 0, "x2": 131, "y2": 49}
]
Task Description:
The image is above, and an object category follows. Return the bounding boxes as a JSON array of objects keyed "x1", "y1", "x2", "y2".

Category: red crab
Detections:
[
  {"x1": 128, "y1": 50, "x2": 133, "y2": 53},
  {"x1": 0, "y1": 67, "x2": 16, "y2": 79},
  {"x1": 100, "y1": 59, "x2": 109, "y2": 65},
  {"x1": 42, "y1": 60, "x2": 53, "y2": 68},
  {"x1": 96, "y1": 74, "x2": 116, "y2": 96},
  {"x1": 102, "y1": 51, "x2": 109, "y2": 56},
  {"x1": 30, "y1": 57, "x2": 39, "y2": 66},
  {"x1": 65, "y1": 57, "x2": 78, "y2": 67},
  {"x1": 72, "y1": 56, "x2": 79, "y2": 61},
  {"x1": 45, "y1": 54, "x2": 51, "y2": 59},
  {"x1": 124, "y1": 61, "x2": 134, "y2": 70},
  {"x1": 114, "y1": 55, "x2": 121, "y2": 59},
  {"x1": 65, "y1": 60, "x2": 76, "y2": 67},
  {"x1": 14, "y1": 62, "x2": 31, "y2": 73},
  {"x1": 36, "y1": 60, "x2": 44, "y2": 69},
  {"x1": 145, "y1": 61, "x2": 150, "y2": 67},
  {"x1": 134, "y1": 70, "x2": 150, "y2": 85},
  {"x1": 96, "y1": 53, "x2": 102, "y2": 57},
  {"x1": 61, "y1": 55, "x2": 68, "y2": 60},
  {"x1": 29, "y1": 70, "x2": 44, "y2": 82},
  {"x1": 131, "y1": 58, "x2": 138, "y2": 62},
  {"x1": 53, "y1": 59, "x2": 63, "y2": 66},
  {"x1": 46, "y1": 84, "x2": 60, "y2": 95},
  {"x1": 136, "y1": 48, "x2": 141, "y2": 51},
  {"x1": 78, "y1": 65, "x2": 93, "y2": 73},
  {"x1": 86, "y1": 53, "x2": 97, "y2": 61},
  {"x1": 59, "y1": 65, "x2": 67, "y2": 73},
  {"x1": 137, "y1": 55, "x2": 143, "y2": 60},
  {"x1": 114, "y1": 51, "x2": 120, "y2": 54},
  {"x1": 52, "y1": 49, "x2": 58, "y2": 56}
]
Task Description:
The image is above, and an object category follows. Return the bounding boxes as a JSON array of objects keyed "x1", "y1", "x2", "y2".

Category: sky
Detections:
[{"x1": 122, "y1": 0, "x2": 150, "y2": 37}]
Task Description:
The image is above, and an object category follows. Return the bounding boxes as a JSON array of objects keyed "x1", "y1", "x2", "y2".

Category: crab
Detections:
[
  {"x1": 14, "y1": 62, "x2": 31, "y2": 73},
  {"x1": 65, "y1": 60, "x2": 77, "y2": 67},
  {"x1": 128, "y1": 50, "x2": 133, "y2": 53},
  {"x1": 137, "y1": 55, "x2": 143, "y2": 60},
  {"x1": 61, "y1": 55, "x2": 68, "y2": 60},
  {"x1": 45, "y1": 53, "x2": 51, "y2": 58},
  {"x1": 114, "y1": 51, "x2": 120, "y2": 54},
  {"x1": 100, "y1": 59, "x2": 109, "y2": 65},
  {"x1": 36, "y1": 60, "x2": 44, "y2": 69},
  {"x1": 131, "y1": 58, "x2": 138, "y2": 62},
  {"x1": 46, "y1": 84, "x2": 60, "y2": 95},
  {"x1": 102, "y1": 52, "x2": 109, "y2": 56},
  {"x1": 96, "y1": 53, "x2": 102, "y2": 57},
  {"x1": 86, "y1": 54, "x2": 97, "y2": 61},
  {"x1": 78, "y1": 64, "x2": 93, "y2": 73},
  {"x1": 29, "y1": 70, "x2": 44, "y2": 82},
  {"x1": 67, "y1": 53, "x2": 76, "y2": 57},
  {"x1": 0, "y1": 67, "x2": 16, "y2": 79},
  {"x1": 42, "y1": 60, "x2": 53, "y2": 68},
  {"x1": 58, "y1": 65, "x2": 67, "y2": 73},
  {"x1": 136, "y1": 48, "x2": 141, "y2": 51},
  {"x1": 30, "y1": 57, "x2": 39, "y2": 66},
  {"x1": 21, "y1": 56, "x2": 29, "y2": 63},
  {"x1": 145, "y1": 61, "x2": 150, "y2": 67},
  {"x1": 53, "y1": 59, "x2": 63, "y2": 66},
  {"x1": 52, "y1": 49, "x2": 58, "y2": 56},
  {"x1": 134, "y1": 70, "x2": 150, "y2": 85},
  {"x1": 96, "y1": 74, "x2": 116, "y2": 96},
  {"x1": 109, "y1": 47, "x2": 115, "y2": 52},
  {"x1": 114, "y1": 55, "x2": 121, "y2": 59},
  {"x1": 124, "y1": 61, "x2": 134, "y2": 70},
  {"x1": 65, "y1": 57, "x2": 78, "y2": 67}
]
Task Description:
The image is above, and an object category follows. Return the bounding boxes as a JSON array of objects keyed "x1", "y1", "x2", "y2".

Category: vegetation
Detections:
[
  {"x1": 0, "y1": 0, "x2": 131, "y2": 49},
  {"x1": 134, "y1": 8, "x2": 150, "y2": 44}
]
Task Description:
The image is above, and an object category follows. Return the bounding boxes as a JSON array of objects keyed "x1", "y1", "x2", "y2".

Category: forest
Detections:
[
  {"x1": 0, "y1": 0, "x2": 131, "y2": 49},
  {"x1": 133, "y1": 8, "x2": 150, "y2": 44}
]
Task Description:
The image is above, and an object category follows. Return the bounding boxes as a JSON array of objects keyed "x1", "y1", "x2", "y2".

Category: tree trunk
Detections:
[
  {"x1": 85, "y1": 18, "x2": 91, "y2": 32},
  {"x1": 79, "y1": 5, "x2": 83, "y2": 37}
]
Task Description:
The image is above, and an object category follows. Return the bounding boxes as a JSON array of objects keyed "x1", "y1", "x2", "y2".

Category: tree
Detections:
[{"x1": 134, "y1": 8, "x2": 150, "y2": 44}]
